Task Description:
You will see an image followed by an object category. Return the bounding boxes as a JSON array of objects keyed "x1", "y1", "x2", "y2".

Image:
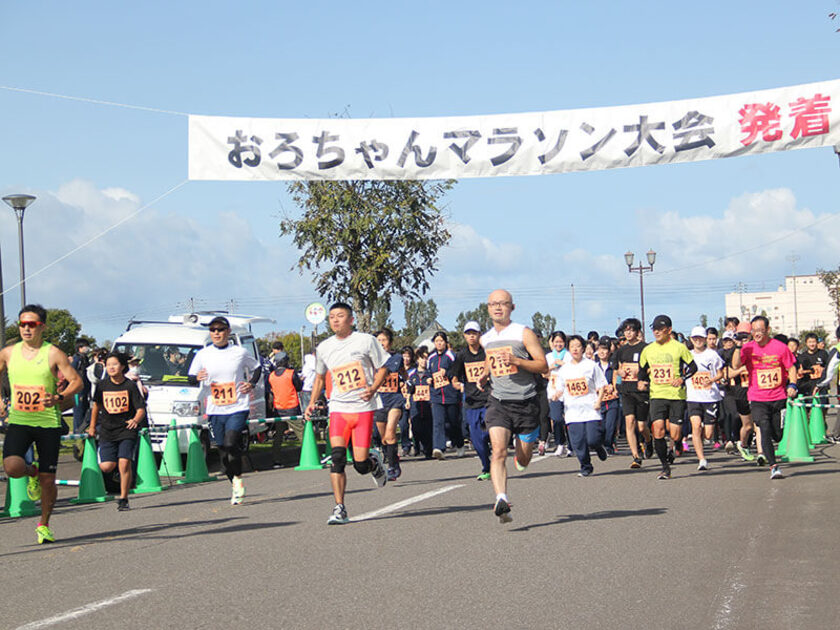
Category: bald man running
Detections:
[{"x1": 478, "y1": 289, "x2": 548, "y2": 523}]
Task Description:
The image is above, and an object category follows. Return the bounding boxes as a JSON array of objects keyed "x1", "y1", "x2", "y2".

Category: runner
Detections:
[
  {"x1": 686, "y1": 326, "x2": 725, "y2": 471},
  {"x1": 374, "y1": 328, "x2": 407, "y2": 481},
  {"x1": 732, "y1": 321, "x2": 762, "y2": 461},
  {"x1": 731, "y1": 315, "x2": 798, "y2": 479},
  {"x1": 407, "y1": 346, "x2": 433, "y2": 458},
  {"x1": 398, "y1": 346, "x2": 416, "y2": 457},
  {"x1": 545, "y1": 331, "x2": 571, "y2": 457},
  {"x1": 304, "y1": 303, "x2": 389, "y2": 524},
  {"x1": 427, "y1": 332, "x2": 463, "y2": 459},
  {"x1": 796, "y1": 332, "x2": 828, "y2": 423},
  {"x1": 813, "y1": 326, "x2": 840, "y2": 442},
  {"x1": 549, "y1": 335, "x2": 608, "y2": 476},
  {"x1": 718, "y1": 330, "x2": 752, "y2": 456},
  {"x1": 478, "y1": 289, "x2": 548, "y2": 523},
  {"x1": 638, "y1": 315, "x2": 698, "y2": 479},
  {"x1": 611, "y1": 318, "x2": 651, "y2": 469},
  {"x1": 451, "y1": 321, "x2": 491, "y2": 480},
  {"x1": 0, "y1": 305, "x2": 82, "y2": 543},
  {"x1": 87, "y1": 351, "x2": 146, "y2": 510},
  {"x1": 595, "y1": 337, "x2": 620, "y2": 454},
  {"x1": 706, "y1": 327, "x2": 719, "y2": 351},
  {"x1": 188, "y1": 316, "x2": 262, "y2": 505}
]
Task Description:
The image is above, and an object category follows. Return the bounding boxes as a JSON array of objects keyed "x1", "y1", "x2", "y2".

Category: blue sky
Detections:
[{"x1": 2, "y1": 2, "x2": 840, "y2": 342}]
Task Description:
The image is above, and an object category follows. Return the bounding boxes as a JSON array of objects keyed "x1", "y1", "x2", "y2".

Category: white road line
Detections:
[
  {"x1": 350, "y1": 484, "x2": 465, "y2": 522},
  {"x1": 16, "y1": 589, "x2": 153, "y2": 630}
]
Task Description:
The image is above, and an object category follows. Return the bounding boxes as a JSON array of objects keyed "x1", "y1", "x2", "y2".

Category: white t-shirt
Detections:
[
  {"x1": 551, "y1": 357, "x2": 606, "y2": 423},
  {"x1": 301, "y1": 354, "x2": 316, "y2": 391},
  {"x1": 315, "y1": 331, "x2": 388, "y2": 413},
  {"x1": 545, "y1": 348, "x2": 566, "y2": 391},
  {"x1": 686, "y1": 348, "x2": 724, "y2": 403},
  {"x1": 188, "y1": 344, "x2": 260, "y2": 416}
]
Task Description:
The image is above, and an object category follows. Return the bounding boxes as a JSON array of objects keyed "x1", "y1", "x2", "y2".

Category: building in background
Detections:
[{"x1": 724, "y1": 274, "x2": 837, "y2": 340}]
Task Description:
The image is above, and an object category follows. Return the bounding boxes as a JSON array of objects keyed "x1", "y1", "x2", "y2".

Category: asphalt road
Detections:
[{"x1": 2, "y1": 439, "x2": 838, "y2": 630}]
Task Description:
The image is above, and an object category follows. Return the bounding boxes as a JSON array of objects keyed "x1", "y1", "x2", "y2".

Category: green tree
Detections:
[
  {"x1": 280, "y1": 179, "x2": 454, "y2": 332},
  {"x1": 257, "y1": 331, "x2": 306, "y2": 368},
  {"x1": 817, "y1": 266, "x2": 840, "y2": 327},
  {"x1": 699, "y1": 314, "x2": 708, "y2": 328},
  {"x1": 531, "y1": 312, "x2": 557, "y2": 341},
  {"x1": 402, "y1": 298, "x2": 439, "y2": 339},
  {"x1": 5, "y1": 308, "x2": 82, "y2": 355},
  {"x1": 371, "y1": 296, "x2": 395, "y2": 332}
]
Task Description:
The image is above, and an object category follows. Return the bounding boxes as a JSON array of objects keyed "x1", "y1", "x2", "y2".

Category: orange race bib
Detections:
[
  {"x1": 13, "y1": 385, "x2": 46, "y2": 413},
  {"x1": 379, "y1": 372, "x2": 400, "y2": 393},
  {"x1": 432, "y1": 369, "x2": 448, "y2": 389},
  {"x1": 465, "y1": 362, "x2": 484, "y2": 384},
  {"x1": 566, "y1": 378, "x2": 590, "y2": 397},
  {"x1": 691, "y1": 371, "x2": 712, "y2": 390},
  {"x1": 487, "y1": 347, "x2": 518, "y2": 377},
  {"x1": 756, "y1": 368, "x2": 782, "y2": 390},
  {"x1": 650, "y1": 363, "x2": 674, "y2": 385},
  {"x1": 811, "y1": 365, "x2": 825, "y2": 380},
  {"x1": 102, "y1": 390, "x2": 130, "y2": 414},
  {"x1": 620, "y1": 362, "x2": 639, "y2": 382},
  {"x1": 332, "y1": 361, "x2": 366, "y2": 394},
  {"x1": 210, "y1": 382, "x2": 237, "y2": 406},
  {"x1": 413, "y1": 384, "x2": 430, "y2": 401},
  {"x1": 602, "y1": 384, "x2": 618, "y2": 400}
]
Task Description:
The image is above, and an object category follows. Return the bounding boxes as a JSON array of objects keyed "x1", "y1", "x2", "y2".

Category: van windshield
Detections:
[{"x1": 113, "y1": 343, "x2": 203, "y2": 385}]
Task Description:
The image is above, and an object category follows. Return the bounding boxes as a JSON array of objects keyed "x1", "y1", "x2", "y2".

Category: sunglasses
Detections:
[
  {"x1": 18, "y1": 321, "x2": 42, "y2": 329},
  {"x1": 209, "y1": 327, "x2": 228, "y2": 333}
]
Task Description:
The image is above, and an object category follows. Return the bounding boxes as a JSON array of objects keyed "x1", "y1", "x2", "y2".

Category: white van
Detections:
[{"x1": 112, "y1": 312, "x2": 272, "y2": 456}]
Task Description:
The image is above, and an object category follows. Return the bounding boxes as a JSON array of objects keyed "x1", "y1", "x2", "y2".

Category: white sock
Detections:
[{"x1": 495, "y1": 493, "x2": 508, "y2": 503}]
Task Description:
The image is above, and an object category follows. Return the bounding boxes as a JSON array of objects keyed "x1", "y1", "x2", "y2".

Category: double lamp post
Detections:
[
  {"x1": 0, "y1": 193, "x2": 36, "y2": 348},
  {"x1": 625, "y1": 249, "x2": 656, "y2": 329}
]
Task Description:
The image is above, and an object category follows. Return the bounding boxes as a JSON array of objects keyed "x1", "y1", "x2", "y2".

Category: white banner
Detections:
[{"x1": 189, "y1": 79, "x2": 840, "y2": 181}]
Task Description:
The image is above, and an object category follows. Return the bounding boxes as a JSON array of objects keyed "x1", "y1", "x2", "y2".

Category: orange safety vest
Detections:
[{"x1": 269, "y1": 369, "x2": 300, "y2": 410}]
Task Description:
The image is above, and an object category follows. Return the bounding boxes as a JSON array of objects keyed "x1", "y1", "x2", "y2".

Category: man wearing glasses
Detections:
[
  {"x1": 0, "y1": 305, "x2": 82, "y2": 544},
  {"x1": 478, "y1": 289, "x2": 548, "y2": 523},
  {"x1": 188, "y1": 316, "x2": 262, "y2": 504}
]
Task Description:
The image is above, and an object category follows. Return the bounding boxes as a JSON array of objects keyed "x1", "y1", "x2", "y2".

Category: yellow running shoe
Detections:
[
  {"x1": 36, "y1": 524, "x2": 55, "y2": 544},
  {"x1": 27, "y1": 473, "x2": 41, "y2": 502}
]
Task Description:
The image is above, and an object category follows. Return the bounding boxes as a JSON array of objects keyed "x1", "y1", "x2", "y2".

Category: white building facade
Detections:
[{"x1": 724, "y1": 275, "x2": 837, "y2": 340}]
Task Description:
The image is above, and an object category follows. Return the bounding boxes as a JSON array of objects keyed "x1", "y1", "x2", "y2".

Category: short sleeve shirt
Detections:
[
  {"x1": 740, "y1": 339, "x2": 796, "y2": 402},
  {"x1": 314, "y1": 332, "x2": 388, "y2": 413},
  {"x1": 554, "y1": 358, "x2": 606, "y2": 423},
  {"x1": 686, "y1": 348, "x2": 724, "y2": 403},
  {"x1": 188, "y1": 344, "x2": 260, "y2": 416},
  {"x1": 94, "y1": 377, "x2": 147, "y2": 441},
  {"x1": 639, "y1": 339, "x2": 695, "y2": 401}
]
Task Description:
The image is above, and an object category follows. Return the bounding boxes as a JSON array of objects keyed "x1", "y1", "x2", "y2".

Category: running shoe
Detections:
[
  {"x1": 667, "y1": 449, "x2": 675, "y2": 465},
  {"x1": 117, "y1": 498, "x2": 130, "y2": 511},
  {"x1": 476, "y1": 472, "x2": 491, "y2": 481},
  {"x1": 756, "y1": 454, "x2": 768, "y2": 467},
  {"x1": 697, "y1": 459, "x2": 708, "y2": 471},
  {"x1": 644, "y1": 442, "x2": 654, "y2": 459},
  {"x1": 724, "y1": 440, "x2": 735, "y2": 454},
  {"x1": 770, "y1": 465, "x2": 784, "y2": 480},
  {"x1": 595, "y1": 446, "x2": 608, "y2": 461},
  {"x1": 578, "y1": 469, "x2": 592, "y2": 477},
  {"x1": 713, "y1": 441, "x2": 722, "y2": 450},
  {"x1": 327, "y1": 503, "x2": 349, "y2": 525},
  {"x1": 369, "y1": 451, "x2": 387, "y2": 488},
  {"x1": 456, "y1": 446, "x2": 466, "y2": 458},
  {"x1": 36, "y1": 524, "x2": 55, "y2": 544},
  {"x1": 231, "y1": 477, "x2": 245, "y2": 505},
  {"x1": 736, "y1": 441, "x2": 755, "y2": 462},
  {"x1": 386, "y1": 467, "x2": 398, "y2": 482},
  {"x1": 553, "y1": 444, "x2": 565, "y2": 457},
  {"x1": 26, "y1": 468, "x2": 41, "y2": 502},
  {"x1": 513, "y1": 455, "x2": 526, "y2": 472},
  {"x1": 494, "y1": 497, "x2": 512, "y2": 523},
  {"x1": 657, "y1": 467, "x2": 671, "y2": 480},
  {"x1": 538, "y1": 441, "x2": 546, "y2": 456},
  {"x1": 630, "y1": 457, "x2": 642, "y2": 469},
  {"x1": 432, "y1": 448, "x2": 445, "y2": 460}
]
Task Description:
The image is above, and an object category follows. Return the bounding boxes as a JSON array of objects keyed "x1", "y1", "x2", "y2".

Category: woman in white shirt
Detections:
[
  {"x1": 545, "y1": 331, "x2": 571, "y2": 456},
  {"x1": 549, "y1": 335, "x2": 608, "y2": 477}
]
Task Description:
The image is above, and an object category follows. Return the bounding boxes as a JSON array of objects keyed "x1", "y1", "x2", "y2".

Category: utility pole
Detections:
[
  {"x1": 787, "y1": 254, "x2": 800, "y2": 336},
  {"x1": 570, "y1": 283, "x2": 576, "y2": 335}
]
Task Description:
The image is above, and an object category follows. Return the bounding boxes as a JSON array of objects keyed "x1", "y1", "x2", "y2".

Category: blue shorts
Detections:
[
  {"x1": 99, "y1": 437, "x2": 138, "y2": 463},
  {"x1": 207, "y1": 411, "x2": 249, "y2": 446},
  {"x1": 517, "y1": 426, "x2": 540, "y2": 443}
]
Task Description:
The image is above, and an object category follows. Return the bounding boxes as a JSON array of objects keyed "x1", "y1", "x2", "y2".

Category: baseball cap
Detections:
[
  {"x1": 690, "y1": 326, "x2": 706, "y2": 338},
  {"x1": 208, "y1": 316, "x2": 230, "y2": 329},
  {"x1": 650, "y1": 315, "x2": 672, "y2": 330},
  {"x1": 463, "y1": 320, "x2": 481, "y2": 333},
  {"x1": 736, "y1": 321, "x2": 751, "y2": 335},
  {"x1": 721, "y1": 331, "x2": 736, "y2": 342}
]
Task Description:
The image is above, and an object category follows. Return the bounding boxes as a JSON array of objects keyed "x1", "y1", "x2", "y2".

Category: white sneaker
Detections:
[
  {"x1": 369, "y1": 451, "x2": 387, "y2": 488},
  {"x1": 697, "y1": 459, "x2": 708, "y2": 471},
  {"x1": 553, "y1": 444, "x2": 566, "y2": 457},
  {"x1": 231, "y1": 477, "x2": 245, "y2": 505},
  {"x1": 432, "y1": 448, "x2": 445, "y2": 460},
  {"x1": 456, "y1": 446, "x2": 466, "y2": 458}
]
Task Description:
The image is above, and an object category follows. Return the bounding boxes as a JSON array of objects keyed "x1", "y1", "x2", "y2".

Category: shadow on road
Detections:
[
  {"x1": 357, "y1": 503, "x2": 488, "y2": 522},
  {"x1": 510, "y1": 506, "x2": 667, "y2": 532}
]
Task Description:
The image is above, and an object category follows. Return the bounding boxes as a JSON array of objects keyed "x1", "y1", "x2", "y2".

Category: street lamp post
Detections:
[
  {"x1": 625, "y1": 249, "x2": 656, "y2": 329},
  {"x1": 2, "y1": 194, "x2": 36, "y2": 309}
]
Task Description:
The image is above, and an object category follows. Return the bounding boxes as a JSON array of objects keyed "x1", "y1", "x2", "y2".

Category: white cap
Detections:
[
  {"x1": 463, "y1": 320, "x2": 481, "y2": 333},
  {"x1": 690, "y1": 325, "x2": 707, "y2": 338}
]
